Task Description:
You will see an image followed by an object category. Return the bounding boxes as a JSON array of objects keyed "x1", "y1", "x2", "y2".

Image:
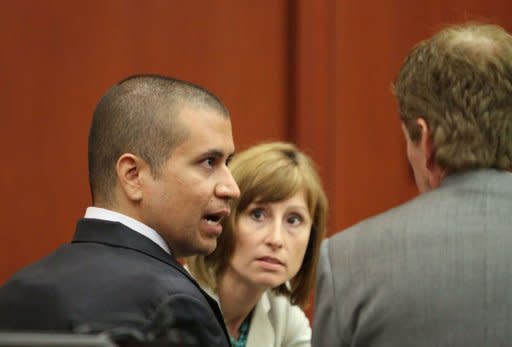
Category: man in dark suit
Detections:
[
  {"x1": 0, "y1": 75, "x2": 240, "y2": 346},
  {"x1": 313, "y1": 23, "x2": 512, "y2": 347}
]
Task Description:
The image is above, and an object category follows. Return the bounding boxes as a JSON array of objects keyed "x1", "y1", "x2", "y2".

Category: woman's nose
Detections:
[{"x1": 265, "y1": 221, "x2": 284, "y2": 249}]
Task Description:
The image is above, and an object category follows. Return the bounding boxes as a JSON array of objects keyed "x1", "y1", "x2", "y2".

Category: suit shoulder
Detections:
[
  {"x1": 329, "y1": 197, "x2": 414, "y2": 237},
  {"x1": 325, "y1": 191, "x2": 439, "y2": 257}
]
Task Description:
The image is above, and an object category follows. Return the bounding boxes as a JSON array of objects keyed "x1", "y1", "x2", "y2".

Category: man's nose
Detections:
[{"x1": 216, "y1": 168, "x2": 240, "y2": 199}]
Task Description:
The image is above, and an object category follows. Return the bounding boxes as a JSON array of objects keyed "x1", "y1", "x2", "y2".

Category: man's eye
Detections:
[{"x1": 203, "y1": 157, "x2": 216, "y2": 168}]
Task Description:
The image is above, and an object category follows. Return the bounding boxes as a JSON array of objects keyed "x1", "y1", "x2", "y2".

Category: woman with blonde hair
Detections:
[{"x1": 187, "y1": 142, "x2": 328, "y2": 347}]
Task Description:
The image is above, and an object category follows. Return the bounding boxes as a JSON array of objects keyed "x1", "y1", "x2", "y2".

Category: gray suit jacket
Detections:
[{"x1": 313, "y1": 169, "x2": 512, "y2": 347}]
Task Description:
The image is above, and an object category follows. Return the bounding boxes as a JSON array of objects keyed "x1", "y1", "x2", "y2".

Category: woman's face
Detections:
[{"x1": 226, "y1": 190, "x2": 312, "y2": 290}]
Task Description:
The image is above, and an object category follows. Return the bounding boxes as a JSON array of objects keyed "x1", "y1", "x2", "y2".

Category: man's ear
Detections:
[
  {"x1": 417, "y1": 117, "x2": 444, "y2": 188},
  {"x1": 416, "y1": 117, "x2": 433, "y2": 166},
  {"x1": 116, "y1": 153, "x2": 146, "y2": 202}
]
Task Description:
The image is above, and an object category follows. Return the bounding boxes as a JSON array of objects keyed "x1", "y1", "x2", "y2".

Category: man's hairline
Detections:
[{"x1": 153, "y1": 101, "x2": 231, "y2": 172}]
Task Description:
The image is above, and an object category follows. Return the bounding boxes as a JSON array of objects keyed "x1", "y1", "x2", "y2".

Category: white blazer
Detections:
[{"x1": 205, "y1": 287, "x2": 311, "y2": 347}]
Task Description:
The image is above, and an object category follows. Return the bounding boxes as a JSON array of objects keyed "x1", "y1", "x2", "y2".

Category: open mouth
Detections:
[
  {"x1": 202, "y1": 208, "x2": 229, "y2": 225},
  {"x1": 203, "y1": 214, "x2": 223, "y2": 225}
]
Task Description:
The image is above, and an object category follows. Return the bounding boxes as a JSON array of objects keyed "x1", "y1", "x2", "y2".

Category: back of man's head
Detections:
[
  {"x1": 394, "y1": 23, "x2": 512, "y2": 174},
  {"x1": 88, "y1": 75, "x2": 229, "y2": 206}
]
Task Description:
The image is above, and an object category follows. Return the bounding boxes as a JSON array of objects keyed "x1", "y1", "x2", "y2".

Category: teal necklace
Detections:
[{"x1": 229, "y1": 311, "x2": 253, "y2": 347}]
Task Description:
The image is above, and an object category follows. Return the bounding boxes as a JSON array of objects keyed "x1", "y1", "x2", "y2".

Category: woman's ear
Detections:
[{"x1": 116, "y1": 153, "x2": 145, "y2": 202}]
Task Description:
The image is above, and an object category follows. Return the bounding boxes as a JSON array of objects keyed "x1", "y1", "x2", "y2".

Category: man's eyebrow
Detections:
[
  {"x1": 201, "y1": 149, "x2": 236, "y2": 164},
  {"x1": 202, "y1": 149, "x2": 228, "y2": 158}
]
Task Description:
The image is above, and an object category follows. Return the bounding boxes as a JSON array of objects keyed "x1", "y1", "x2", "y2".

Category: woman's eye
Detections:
[
  {"x1": 249, "y1": 208, "x2": 265, "y2": 221},
  {"x1": 287, "y1": 214, "x2": 303, "y2": 226}
]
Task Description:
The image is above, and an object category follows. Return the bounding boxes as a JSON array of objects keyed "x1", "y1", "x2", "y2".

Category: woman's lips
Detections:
[
  {"x1": 257, "y1": 256, "x2": 283, "y2": 265},
  {"x1": 256, "y1": 256, "x2": 285, "y2": 270}
]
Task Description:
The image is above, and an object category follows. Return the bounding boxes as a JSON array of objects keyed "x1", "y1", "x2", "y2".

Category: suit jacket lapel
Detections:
[
  {"x1": 73, "y1": 218, "x2": 182, "y2": 268},
  {"x1": 72, "y1": 218, "x2": 230, "y2": 341}
]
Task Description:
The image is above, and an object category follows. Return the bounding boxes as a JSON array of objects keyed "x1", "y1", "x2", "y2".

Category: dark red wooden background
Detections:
[{"x1": 1, "y1": 0, "x2": 511, "y2": 318}]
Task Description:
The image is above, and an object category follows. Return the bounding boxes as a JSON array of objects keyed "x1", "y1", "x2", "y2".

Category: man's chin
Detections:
[
  {"x1": 172, "y1": 240, "x2": 217, "y2": 258},
  {"x1": 198, "y1": 240, "x2": 218, "y2": 256}
]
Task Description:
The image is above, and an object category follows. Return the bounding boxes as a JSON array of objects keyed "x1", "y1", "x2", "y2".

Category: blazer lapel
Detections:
[{"x1": 246, "y1": 292, "x2": 274, "y2": 347}]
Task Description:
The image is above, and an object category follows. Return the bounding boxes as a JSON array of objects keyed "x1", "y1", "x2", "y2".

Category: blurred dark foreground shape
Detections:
[{"x1": 0, "y1": 297, "x2": 201, "y2": 346}]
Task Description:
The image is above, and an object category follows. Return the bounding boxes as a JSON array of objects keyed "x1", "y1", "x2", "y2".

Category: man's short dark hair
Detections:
[{"x1": 88, "y1": 74, "x2": 229, "y2": 205}]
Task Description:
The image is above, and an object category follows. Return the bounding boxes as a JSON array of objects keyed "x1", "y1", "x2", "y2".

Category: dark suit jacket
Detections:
[
  {"x1": 0, "y1": 219, "x2": 230, "y2": 347},
  {"x1": 313, "y1": 169, "x2": 512, "y2": 347}
]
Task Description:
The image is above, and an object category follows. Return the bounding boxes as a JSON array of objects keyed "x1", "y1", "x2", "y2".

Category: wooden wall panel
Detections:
[
  {"x1": 1, "y1": 0, "x2": 512, "y2": 321},
  {"x1": 0, "y1": 0, "x2": 290, "y2": 282},
  {"x1": 294, "y1": 0, "x2": 512, "y2": 235},
  {"x1": 293, "y1": 0, "x2": 337, "y2": 230}
]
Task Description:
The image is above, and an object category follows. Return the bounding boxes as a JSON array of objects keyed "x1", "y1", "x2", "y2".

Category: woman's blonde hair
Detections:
[{"x1": 187, "y1": 142, "x2": 328, "y2": 308}]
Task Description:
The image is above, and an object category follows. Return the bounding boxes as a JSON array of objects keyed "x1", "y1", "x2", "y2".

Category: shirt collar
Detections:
[{"x1": 84, "y1": 207, "x2": 171, "y2": 255}]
